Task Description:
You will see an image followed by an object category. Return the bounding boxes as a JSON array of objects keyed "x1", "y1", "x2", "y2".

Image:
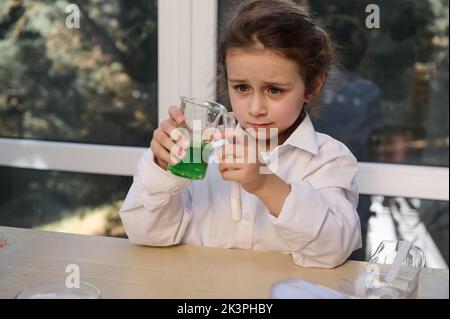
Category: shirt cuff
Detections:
[
  {"x1": 136, "y1": 149, "x2": 192, "y2": 194},
  {"x1": 268, "y1": 180, "x2": 328, "y2": 243}
]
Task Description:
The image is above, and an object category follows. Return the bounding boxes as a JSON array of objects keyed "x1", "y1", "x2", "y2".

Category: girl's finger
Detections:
[
  {"x1": 161, "y1": 119, "x2": 177, "y2": 136},
  {"x1": 151, "y1": 139, "x2": 178, "y2": 165},
  {"x1": 218, "y1": 143, "x2": 247, "y2": 163},
  {"x1": 218, "y1": 145, "x2": 236, "y2": 163},
  {"x1": 168, "y1": 143, "x2": 187, "y2": 164},
  {"x1": 168, "y1": 105, "x2": 185, "y2": 125},
  {"x1": 161, "y1": 121, "x2": 190, "y2": 148},
  {"x1": 154, "y1": 129, "x2": 177, "y2": 153}
]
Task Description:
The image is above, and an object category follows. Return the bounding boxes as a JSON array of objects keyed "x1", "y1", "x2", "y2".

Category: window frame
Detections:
[{"x1": 0, "y1": 0, "x2": 448, "y2": 201}]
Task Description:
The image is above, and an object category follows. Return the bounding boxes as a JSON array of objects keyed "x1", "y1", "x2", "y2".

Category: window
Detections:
[
  {"x1": 0, "y1": 0, "x2": 157, "y2": 236},
  {"x1": 218, "y1": 0, "x2": 449, "y2": 267},
  {"x1": 218, "y1": 0, "x2": 449, "y2": 167},
  {"x1": 0, "y1": 0, "x2": 158, "y2": 146},
  {"x1": 0, "y1": 166, "x2": 130, "y2": 237},
  {"x1": 1, "y1": 0, "x2": 448, "y2": 268},
  {"x1": 309, "y1": 0, "x2": 449, "y2": 168}
]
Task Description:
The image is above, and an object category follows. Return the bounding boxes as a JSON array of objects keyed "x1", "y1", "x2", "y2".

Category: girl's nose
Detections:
[{"x1": 247, "y1": 93, "x2": 267, "y2": 117}]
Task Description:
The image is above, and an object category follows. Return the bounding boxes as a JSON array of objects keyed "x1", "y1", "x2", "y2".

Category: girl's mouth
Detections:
[{"x1": 248, "y1": 122, "x2": 272, "y2": 129}]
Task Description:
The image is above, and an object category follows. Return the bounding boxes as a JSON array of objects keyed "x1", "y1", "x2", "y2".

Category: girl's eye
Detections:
[
  {"x1": 268, "y1": 87, "x2": 282, "y2": 95},
  {"x1": 235, "y1": 85, "x2": 249, "y2": 93}
]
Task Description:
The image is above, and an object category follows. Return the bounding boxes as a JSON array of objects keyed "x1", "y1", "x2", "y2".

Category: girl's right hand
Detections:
[{"x1": 150, "y1": 106, "x2": 189, "y2": 170}]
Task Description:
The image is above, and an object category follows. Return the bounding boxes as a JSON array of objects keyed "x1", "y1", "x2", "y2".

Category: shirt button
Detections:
[{"x1": 244, "y1": 214, "x2": 251, "y2": 222}]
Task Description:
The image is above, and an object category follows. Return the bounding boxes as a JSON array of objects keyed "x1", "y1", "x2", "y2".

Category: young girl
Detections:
[{"x1": 119, "y1": 0, "x2": 361, "y2": 268}]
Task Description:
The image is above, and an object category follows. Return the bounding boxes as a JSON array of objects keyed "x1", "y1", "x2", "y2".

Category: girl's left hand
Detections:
[{"x1": 217, "y1": 128, "x2": 270, "y2": 195}]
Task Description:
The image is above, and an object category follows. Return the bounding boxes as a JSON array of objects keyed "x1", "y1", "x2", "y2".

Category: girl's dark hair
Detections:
[{"x1": 217, "y1": 0, "x2": 336, "y2": 115}]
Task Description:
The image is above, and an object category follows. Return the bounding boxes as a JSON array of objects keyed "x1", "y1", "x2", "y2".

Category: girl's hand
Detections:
[
  {"x1": 150, "y1": 106, "x2": 189, "y2": 170},
  {"x1": 217, "y1": 128, "x2": 270, "y2": 194}
]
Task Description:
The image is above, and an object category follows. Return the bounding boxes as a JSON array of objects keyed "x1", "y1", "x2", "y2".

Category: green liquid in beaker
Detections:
[{"x1": 167, "y1": 143, "x2": 212, "y2": 180}]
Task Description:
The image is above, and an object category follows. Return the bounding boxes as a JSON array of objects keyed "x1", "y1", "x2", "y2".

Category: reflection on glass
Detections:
[
  {"x1": 308, "y1": 0, "x2": 449, "y2": 168},
  {"x1": 217, "y1": 1, "x2": 449, "y2": 267},
  {"x1": 0, "y1": 0, "x2": 158, "y2": 146},
  {"x1": 0, "y1": 166, "x2": 130, "y2": 238},
  {"x1": 368, "y1": 196, "x2": 448, "y2": 268},
  {"x1": 218, "y1": 0, "x2": 449, "y2": 167}
]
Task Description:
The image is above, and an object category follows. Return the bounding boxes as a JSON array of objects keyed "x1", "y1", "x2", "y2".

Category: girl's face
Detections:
[{"x1": 226, "y1": 46, "x2": 315, "y2": 145}]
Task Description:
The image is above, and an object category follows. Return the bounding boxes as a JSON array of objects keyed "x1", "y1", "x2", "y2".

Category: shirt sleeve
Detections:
[
  {"x1": 268, "y1": 155, "x2": 362, "y2": 268},
  {"x1": 119, "y1": 149, "x2": 193, "y2": 246}
]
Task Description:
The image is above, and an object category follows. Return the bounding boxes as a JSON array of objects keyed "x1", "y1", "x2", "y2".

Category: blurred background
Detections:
[
  {"x1": 0, "y1": 0, "x2": 448, "y2": 268},
  {"x1": 0, "y1": 0, "x2": 157, "y2": 237}
]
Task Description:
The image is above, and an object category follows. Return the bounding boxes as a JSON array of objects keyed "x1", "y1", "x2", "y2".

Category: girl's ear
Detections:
[{"x1": 305, "y1": 74, "x2": 326, "y2": 102}]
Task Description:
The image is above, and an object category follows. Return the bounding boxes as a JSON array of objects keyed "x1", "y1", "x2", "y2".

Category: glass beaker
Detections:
[{"x1": 167, "y1": 96, "x2": 233, "y2": 180}]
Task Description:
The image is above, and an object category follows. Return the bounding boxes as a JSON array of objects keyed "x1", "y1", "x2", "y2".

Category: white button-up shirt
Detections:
[{"x1": 119, "y1": 114, "x2": 362, "y2": 268}]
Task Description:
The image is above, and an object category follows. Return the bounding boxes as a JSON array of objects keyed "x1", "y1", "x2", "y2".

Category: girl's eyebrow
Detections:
[
  {"x1": 228, "y1": 78, "x2": 291, "y2": 86},
  {"x1": 263, "y1": 81, "x2": 291, "y2": 87},
  {"x1": 228, "y1": 78, "x2": 247, "y2": 83}
]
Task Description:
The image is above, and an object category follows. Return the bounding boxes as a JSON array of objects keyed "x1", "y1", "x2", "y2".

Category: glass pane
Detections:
[
  {"x1": 0, "y1": 0, "x2": 158, "y2": 146},
  {"x1": 217, "y1": 0, "x2": 449, "y2": 167},
  {"x1": 0, "y1": 166, "x2": 129, "y2": 238},
  {"x1": 348, "y1": 194, "x2": 448, "y2": 269},
  {"x1": 217, "y1": 1, "x2": 448, "y2": 267}
]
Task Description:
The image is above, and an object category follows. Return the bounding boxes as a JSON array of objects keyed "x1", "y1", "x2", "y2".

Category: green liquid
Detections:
[{"x1": 167, "y1": 143, "x2": 212, "y2": 180}]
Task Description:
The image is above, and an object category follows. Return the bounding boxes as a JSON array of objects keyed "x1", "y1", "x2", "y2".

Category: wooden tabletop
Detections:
[{"x1": 0, "y1": 226, "x2": 448, "y2": 299}]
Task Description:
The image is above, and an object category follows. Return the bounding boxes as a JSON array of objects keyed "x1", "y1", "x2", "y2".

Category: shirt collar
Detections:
[{"x1": 282, "y1": 112, "x2": 319, "y2": 155}]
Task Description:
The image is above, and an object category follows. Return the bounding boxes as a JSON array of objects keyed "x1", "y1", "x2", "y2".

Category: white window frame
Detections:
[{"x1": 0, "y1": 0, "x2": 448, "y2": 202}]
